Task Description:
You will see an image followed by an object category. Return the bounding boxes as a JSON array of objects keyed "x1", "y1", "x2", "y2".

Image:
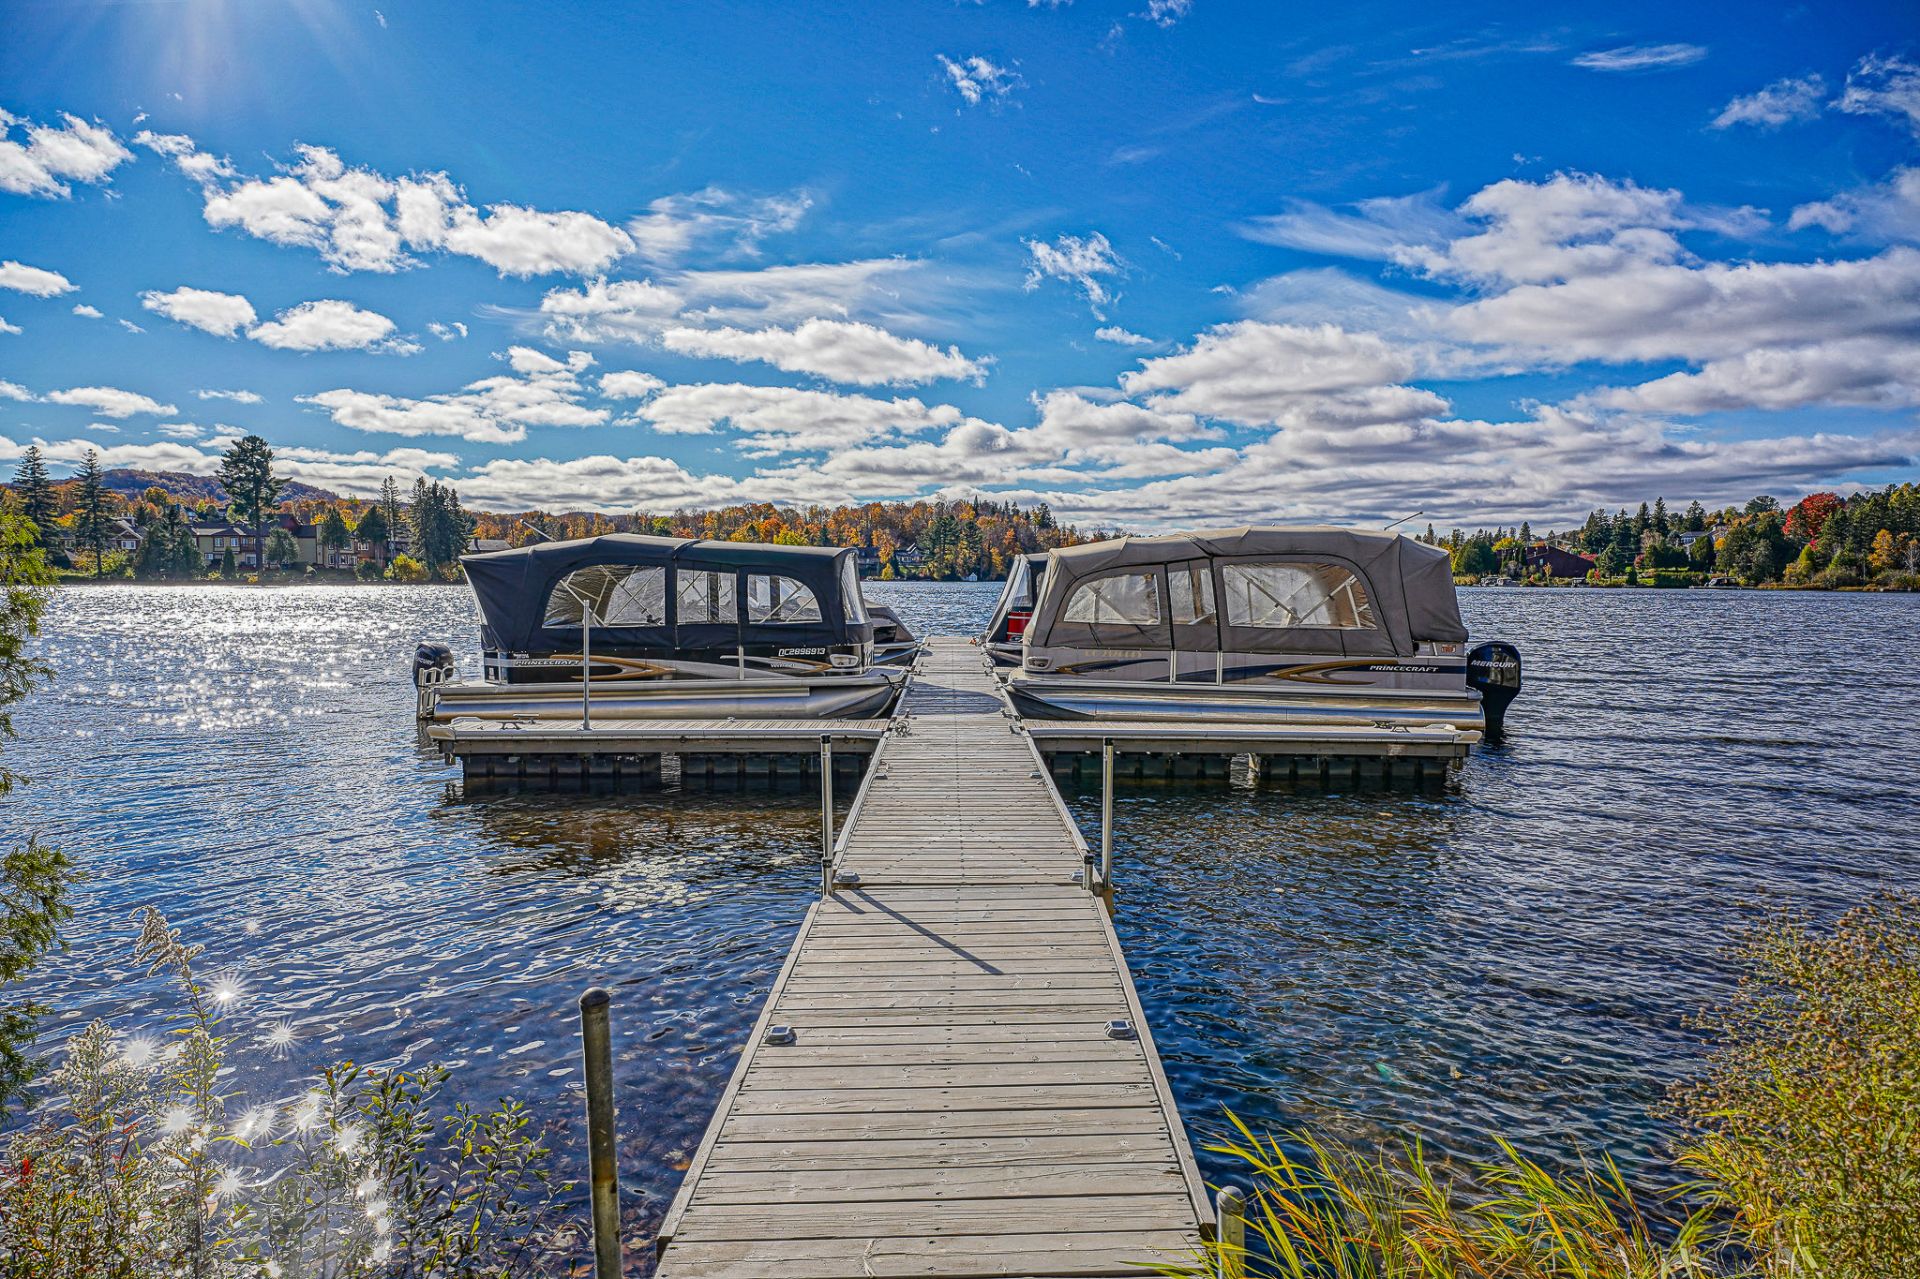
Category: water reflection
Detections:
[{"x1": 3, "y1": 581, "x2": 1917, "y2": 1255}]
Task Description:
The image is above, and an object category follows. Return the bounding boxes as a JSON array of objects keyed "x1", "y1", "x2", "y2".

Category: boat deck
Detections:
[{"x1": 653, "y1": 638, "x2": 1211, "y2": 1278}]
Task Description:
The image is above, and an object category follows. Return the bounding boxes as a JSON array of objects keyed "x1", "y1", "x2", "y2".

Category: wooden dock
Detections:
[{"x1": 653, "y1": 638, "x2": 1212, "y2": 1278}]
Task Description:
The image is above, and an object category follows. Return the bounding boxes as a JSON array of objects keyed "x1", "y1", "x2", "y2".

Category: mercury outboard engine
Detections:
[
  {"x1": 1466, "y1": 641, "x2": 1522, "y2": 736},
  {"x1": 413, "y1": 641, "x2": 457, "y2": 720}
]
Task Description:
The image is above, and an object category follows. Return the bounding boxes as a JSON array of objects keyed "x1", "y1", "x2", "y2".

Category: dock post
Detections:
[
  {"x1": 1216, "y1": 1185, "x2": 1247, "y2": 1279},
  {"x1": 1100, "y1": 736, "x2": 1114, "y2": 893},
  {"x1": 819, "y1": 735, "x2": 834, "y2": 896},
  {"x1": 578, "y1": 988, "x2": 621, "y2": 1279}
]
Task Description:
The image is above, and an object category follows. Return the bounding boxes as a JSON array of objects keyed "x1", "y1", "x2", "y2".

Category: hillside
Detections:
[{"x1": 96, "y1": 469, "x2": 343, "y2": 506}]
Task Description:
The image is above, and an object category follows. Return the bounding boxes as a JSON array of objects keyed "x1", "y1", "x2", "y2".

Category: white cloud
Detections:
[
  {"x1": 1586, "y1": 336, "x2": 1920, "y2": 415},
  {"x1": 1712, "y1": 74, "x2": 1825, "y2": 129},
  {"x1": 141, "y1": 286, "x2": 259, "y2": 337},
  {"x1": 0, "y1": 319, "x2": 19, "y2": 336},
  {"x1": 1790, "y1": 166, "x2": 1920, "y2": 243},
  {"x1": 1140, "y1": 0, "x2": 1192, "y2": 28},
  {"x1": 197, "y1": 388, "x2": 263, "y2": 404},
  {"x1": 144, "y1": 135, "x2": 633, "y2": 277},
  {"x1": 634, "y1": 383, "x2": 979, "y2": 455},
  {"x1": 624, "y1": 187, "x2": 810, "y2": 263},
  {"x1": 43, "y1": 385, "x2": 178, "y2": 418},
  {"x1": 71, "y1": 304, "x2": 102, "y2": 318},
  {"x1": 0, "y1": 109, "x2": 132, "y2": 198},
  {"x1": 1395, "y1": 172, "x2": 1751, "y2": 287},
  {"x1": 1571, "y1": 44, "x2": 1707, "y2": 73},
  {"x1": 0, "y1": 381, "x2": 29, "y2": 400},
  {"x1": 1443, "y1": 246, "x2": 1920, "y2": 366},
  {"x1": 0, "y1": 260, "x2": 77, "y2": 297},
  {"x1": 1095, "y1": 326, "x2": 1153, "y2": 346},
  {"x1": 1838, "y1": 54, "x2": 1920, "y2": 136},
  {"x1": 117, "y1": 318, "x2": 143, "y2": 334},
  {"x1": 599, "y1": 370, "x2": 666, "y2": 399},
  {"x1": 246, "y1": 299, "x2": 399, "y2": 352},
  {"x1": 938, "y1": 56, "x2": 1022, "y2": 107},
  {"x1": 300, "y1": 347, "x2": 608, "y2": 443},
  {"x1": 428, "y1": 320, "x2": 467, "y2": 341},
  {"x1": 538, "y1": 258, "x2": 936, "y2": 345},
  {"x1": 1120, "y1": 320, "x2": 1447, "y2": 429},
  {"x1": 1023, "y1": 232, "x2": 1123, "y2": 316},
  {"x1": 1237, "y1": 190, "x2": 1461, "y2": 260},
  {"x1": 661, "y1": 318, "x2": 989, "y2": 386},
  {"x1": 155, "y1": 422, "x2": 205, "y2": 439}
]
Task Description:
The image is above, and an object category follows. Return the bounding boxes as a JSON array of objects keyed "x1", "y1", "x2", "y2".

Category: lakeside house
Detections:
[
  {"x1": 892, "y1": 541, "x2": 929, "y2": 570},
  {"x1": 1525, "y1": 542, "x2": 1598, "y2": 577}
]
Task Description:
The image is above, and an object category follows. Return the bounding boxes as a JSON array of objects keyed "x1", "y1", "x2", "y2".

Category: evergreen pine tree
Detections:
[
  {"x1": 73, "y1": 450, "x2": 113, "y2": 579},
  {"x1": 11, "y1": 446, "x2": 54, "y2": 543},
  {"x1": 216, "y1": 435, "x2": 284, "y2": 574}
]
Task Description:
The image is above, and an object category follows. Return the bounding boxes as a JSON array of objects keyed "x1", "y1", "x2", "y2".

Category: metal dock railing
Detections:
[{"x1": 652, "y1": 637, "x2": 1213, "y2": 1278}]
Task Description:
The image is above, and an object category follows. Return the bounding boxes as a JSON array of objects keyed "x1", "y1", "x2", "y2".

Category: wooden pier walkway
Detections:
[{"x1": 654, "y1": 637, "x2": 1212, "y2": 1278}]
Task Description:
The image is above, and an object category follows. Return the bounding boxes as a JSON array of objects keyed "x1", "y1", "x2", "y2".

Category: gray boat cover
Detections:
[
  {"x1": 1027, "y1": 526, "x2": 1464, "y2": 657},
  {"x1": 462, "y1": 534, "x2": 869, "y2": 653}
]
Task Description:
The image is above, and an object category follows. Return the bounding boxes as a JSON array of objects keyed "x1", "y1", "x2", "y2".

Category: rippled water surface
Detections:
[{"x1": 5, "y1": 582, "x2": 1918, "y2": 1255}]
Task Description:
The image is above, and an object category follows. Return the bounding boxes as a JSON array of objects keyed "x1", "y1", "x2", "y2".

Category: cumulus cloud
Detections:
[
  {"x1": 1585, "y1": 336, "x2": 1920, "y2": 415},
  {"x1": 71, "y1": 304, "x2": 102, "y2": 318},
  {"x1": 1023, "y1": 232, "x2": 1123, "y2": 316},
  {"x1": 1838, "y1": 54, "x2": 1920, "y2": 136},
  {"x1": 633, "y1": 383, "x2": 982, "y2": 455},
  {"x1": 1120, "y1": 321, "x2": 1448, "y2": 429},
  {"x1": 247, "y1": 299, "x2": 401, "y2": 352},
  {"x1": 624, "y1": 187, "x2": 810, "y2": 263},
  {"x1": 141, "y1": 135, "x2": 633, "y2": 277},
  {"x1": 299, "y1": 347, "x2": 607, "y2": 443},
  {"x1": 141, "y1": 286, "x2": 259, "y2": 337},
  {"x1": 427, "y1": 320, "x2": 467, "y2": 341},
  {"x1": 0, "y1": 260, "x2": 77, "y2": 297},
  {"x1": 1571, "y1": 44, "x2": 1707, "y2": 73},
  {"x1": 1712, "y1": 74, "x2": 1825, "y2": 129},
  {"x1": 197, "y1": 388, "x2": 263, "y2": 404},
  {"x1": 1790, "y1": 166, "x2": 1920, "y2": 242},
  {"x1": 1394, "y1": 172, "x2": 1764, "y2": 287},
  {"x1": 660, "y1": 318, "x2": 989, "y2": 386},
  {"x1": 538, "y1": 258, "x2": 936, "y2": 345},
  {"x1": 42, "y1": 385, "x2": 178, "y2": 418},
  {"x1": 599, "y1": 370, "x2": 666, "y2": 399},
  {"x1": 1095, "y1": 326, "x2": 1153, "y2": 346},
  {"x1": 0, "y1": 109, "x2": 132, "y2": 197},
  {"x1": 938, "y1": 55, "x2": 1022, "y2": 106},
  {"x1": 0, "y1": 319, "x2": 19, "y2": 336}
]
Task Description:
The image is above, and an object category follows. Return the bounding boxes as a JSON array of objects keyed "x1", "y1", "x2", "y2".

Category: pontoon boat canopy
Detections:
[
  {"x1": 462, "y1": 535, "x2": 871, "y2": 654},
  {"x1": 1026, "y1": 526, "x2": 1464, "y2": 657},
  {"x1": 984, "y1": 553, "x2": 1051, "y2": 638}
]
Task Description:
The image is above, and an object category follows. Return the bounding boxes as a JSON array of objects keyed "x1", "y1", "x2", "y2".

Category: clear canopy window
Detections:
[
  {"x1": 746, "y1": 574, "x2": 823, "y2": 623},
  {"x1": 542, "y1": 565, "x2": 668, "y2": 627},
  {"x1": 1222, "y1": 562, "x2": 1376, "y2": 630},
  {"x1": 1169, "y1": 562, "x2": 1216, "y2": 626},
  {"x1": 838, "y1": 555, "x2": 868, "y2": 625},
  {"x1": 677, "y1": 569, "x2": 737, "y2": 625},
  {"x1": 1062, "y1": 571, "x2": 1163, "y2": 625}
]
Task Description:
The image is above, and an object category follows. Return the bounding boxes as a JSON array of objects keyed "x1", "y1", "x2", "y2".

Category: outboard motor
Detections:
[
  {"x1": 413, "y1": 641, "x2": 457, "y2": 720},
  {"x1": 1466, "y1": 641, "x2": 1522, "y2": 736}
]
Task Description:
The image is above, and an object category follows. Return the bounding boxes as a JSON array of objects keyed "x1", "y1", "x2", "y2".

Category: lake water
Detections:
[{"x1": 3, "y1": 581, "x2": 1917, "y2": 1259}]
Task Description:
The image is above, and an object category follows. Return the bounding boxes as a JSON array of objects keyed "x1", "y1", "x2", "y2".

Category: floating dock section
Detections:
[{"x1": 653, "y1": 639, "x2": 1212, "y2": 1278}]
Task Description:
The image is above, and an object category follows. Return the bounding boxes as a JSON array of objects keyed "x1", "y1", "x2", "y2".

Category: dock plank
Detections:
[{"x1": 654, "y1": 638, "x2": 1210, "y2": 1278}]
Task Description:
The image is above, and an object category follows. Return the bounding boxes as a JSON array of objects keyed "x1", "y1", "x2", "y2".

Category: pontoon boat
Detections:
[
  {"x1": 979, "y1": 553, "x2": 1050, "y2": 669},
  {"x1": 1004, "y1": 527, "x2": 1520, "y2": 750},
  {"x1": 416, "y1": 535, "x2": 901, "y2": 722}
]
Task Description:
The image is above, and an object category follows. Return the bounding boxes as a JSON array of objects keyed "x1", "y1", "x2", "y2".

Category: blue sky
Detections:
[{"x1": 1, "y1": 0, "x2": 1916, "y2": 527}]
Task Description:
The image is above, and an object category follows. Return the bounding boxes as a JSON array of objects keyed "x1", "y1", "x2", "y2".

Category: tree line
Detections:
[
  {"x1": 1424, "y1": 487, "x2": 1920, "y2": 588},
  {"x1": 7, "y1": 440, "x2": 477, "y2": 582}
]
